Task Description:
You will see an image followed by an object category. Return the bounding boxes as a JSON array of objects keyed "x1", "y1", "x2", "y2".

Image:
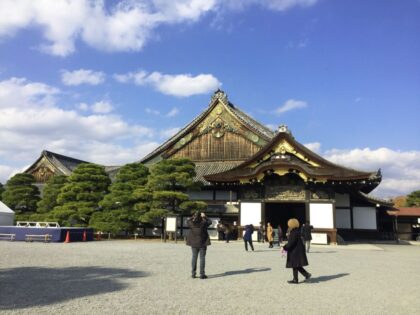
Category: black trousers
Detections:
[
  {"x1": 244, "y1": 239, "x2": 254, "y2": 251},
  {"x1": 293, "y1": 267, "x2": 309, "y2": 280},
  {"x1": 191, "y1": 247, "x2": 207, "y2": 276}
]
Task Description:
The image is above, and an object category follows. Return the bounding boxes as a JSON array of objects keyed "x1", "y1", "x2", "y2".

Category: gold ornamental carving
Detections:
[
  {"x1": 32, "y1": 165, "x2": 54, "y2": 183},
  {"x1": 265, "y1": 185, "x2": 306, "y2": 201}
]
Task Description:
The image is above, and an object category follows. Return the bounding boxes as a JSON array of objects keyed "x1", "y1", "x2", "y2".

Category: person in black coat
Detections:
[
  {"x1": 243, "y1": 224, "x2": 254, "y2": 251},
  {"x1": 186, "y1": 212, "x2": 212, "y2": 279},
  {"x1": 301, "y1": 221, "x2": 314, "y2": 253},
  {"x1": 283, "y1": 218, "x2": 311, "y2": 284}
]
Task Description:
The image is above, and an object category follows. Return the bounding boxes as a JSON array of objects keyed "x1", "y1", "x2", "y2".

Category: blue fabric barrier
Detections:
[{"x1": 0, "y1": 227, "x2": 94, "y2": 242}]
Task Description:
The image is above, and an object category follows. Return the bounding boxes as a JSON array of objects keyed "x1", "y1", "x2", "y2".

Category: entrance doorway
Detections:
[{"x1": 265, "y1": 203, "x2": 306, "y2": 238}]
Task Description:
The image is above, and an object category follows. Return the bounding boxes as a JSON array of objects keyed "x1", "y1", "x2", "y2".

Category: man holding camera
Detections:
[{"x1": 186, "y1": 212, "x2": 212, "y2": 279}]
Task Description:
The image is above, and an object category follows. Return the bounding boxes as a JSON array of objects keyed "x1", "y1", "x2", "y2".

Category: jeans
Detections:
[
  {"x1": 191, "y1": 247, "x2": 207, "y2": 276},
  {"x1": 244, "y1": 239, "x2": 254, "y2": 251}
]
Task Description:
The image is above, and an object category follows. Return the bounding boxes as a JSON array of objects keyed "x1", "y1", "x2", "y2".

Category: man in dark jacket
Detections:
[
  {"x1": 283, "y1": 218, "x2": 311, "y2": 284},
  {"x1": 243, "y1": 224, "x2": 254, "y2": 251},
  {"x1": 186, "y1": 212, "x2": 212, "y2": 279},
  {"x1": 301, "y1": 221, "x2": 313, "y2": 253}
]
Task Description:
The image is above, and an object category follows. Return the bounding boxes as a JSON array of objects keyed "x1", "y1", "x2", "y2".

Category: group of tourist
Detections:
[{"x1": 185, "y1": 211, "x2": 313, "y2": 284}]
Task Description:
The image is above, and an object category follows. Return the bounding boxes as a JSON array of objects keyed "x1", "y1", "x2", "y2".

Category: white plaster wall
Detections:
[
  {"x1": 336, "y1": 209, "x2": 351, "y2": 228},
  {"x1": 335, "y1": 193, "x2": 350, "y2": 207},
  {"x1": 309, "y1": 203, "x2": 334, "y2": 228},
  {"x1": 353, "y1": 207, "x2": 377, "y2": 229},
  {"x1": 240, "y1": 202, "x2": 262, "y2": 226}
]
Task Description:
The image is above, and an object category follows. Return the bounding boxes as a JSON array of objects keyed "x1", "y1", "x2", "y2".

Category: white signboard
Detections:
[
  {"x1": 166, "y1": 217, "x2": 177, "y2": 232},
  {"x1": 312, "y1": 233, "x2": 328, "y2": 244},
  {"x1": 240, "y1": 202, "x2": 262, "y2": 226},
  {"x1": 309, "y1": 203, "x2": 334, "y2": 228}
]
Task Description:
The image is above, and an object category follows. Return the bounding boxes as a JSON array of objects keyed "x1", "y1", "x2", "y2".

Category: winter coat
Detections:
[
  {"x1": 301, "y1": 224, "x2": 313, "y2": 241},
  {"x1": 243, "y1": 225, "x2": 254, "y2": 241},
  {"x1": 283, "y1": 228, "x2": 308, "y2": 268},
  {"x1": 186, "y1": 218, "x2": 212, "y2": 248},
  {"x1": 267, "y1": 225, "x2": 274, "y2": 242}
]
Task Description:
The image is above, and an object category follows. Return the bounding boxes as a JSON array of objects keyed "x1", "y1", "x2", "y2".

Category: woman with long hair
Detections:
[{"x1": 283, "y1": 218, "x2": 311, "y2": 284}]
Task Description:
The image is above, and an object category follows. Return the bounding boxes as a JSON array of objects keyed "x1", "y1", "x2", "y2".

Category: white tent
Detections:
[{"x1": 0, "y1": 201, "x2": 14, "y2": 226}]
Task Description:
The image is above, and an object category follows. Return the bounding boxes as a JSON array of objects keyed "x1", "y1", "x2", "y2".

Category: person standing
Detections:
[
  {"x1": 216, "y1": 221, "x2": 224, "y2": 241},
  {"x1": 267, "y1": 222, "x2": 274, "y2": 248},
  {"x1": 301, "y1": 221, "x2": 314, "y2": 253},
  {"x1": 186, "y1": 212, "x2": 212, "y2": 279},
  {"x1": 258, "y1": 222, "x2": 266, "y2": 243},
  {"x1": 243, "y1": 224, "x2": 254, "y2": 251},
  {"x1": 283, "y1": 218, "x2": 311, "y2": 284},
  {"x1": 277, "y1": 224, "x2": 283, "y2": 246},
  {"x1": 224, "y1": 224, "x2": 231, "y2": 243}
]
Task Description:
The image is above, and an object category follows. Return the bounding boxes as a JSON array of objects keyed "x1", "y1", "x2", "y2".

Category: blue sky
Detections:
[{"x1": 0, "y1": 0, "x2": 419, "y2": 198}]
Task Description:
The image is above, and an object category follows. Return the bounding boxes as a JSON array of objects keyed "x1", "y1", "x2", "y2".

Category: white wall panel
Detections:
[
  {"x1": 336, "y1": 209, "x2": 351, "y2": 229},
  {"x1": 240, "y1": 202, "x2": 261, "y2": 226},
  {"x1": 309, "y1": 203, "x2": 334, "y2": 228},
  {"x1": 353, "y1": 207, "x2": 377, "y2": 229}
]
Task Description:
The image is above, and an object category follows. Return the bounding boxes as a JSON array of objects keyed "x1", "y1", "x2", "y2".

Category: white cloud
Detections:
[
  {"x1": 145, "y1": 107, "x2": 160, "y2": 115},
  {"x1": 77, "y1": 103, "x2": 89, "y2": 111},
  {"x1": 276, "y1": 99, "x2": 307, "y2": 114},
  {"x1": 0, "y1": 77, "x2": 59, "y2": 108},
  {"x1": 115, "y1": 70, "x2": 221, "y2": 97},
  {"x1": 91, "y1": 100, "x2": 114, "y2": 113},
  {"x1": 0, "y1": 77, "x2": 157, "y2": 183},
  {"x1": 324, "y1": 147, "x2": 420, "y2": 198},
  {"x1": 264, "y1": 0, "x2": 318, "y2": 11},
  {"x1": 160, "y1": 127, "x2": 181, "y2": 139},
  {"x1": 0, "y1": 0, "x2": 319, "y2": 56},
  {"x1": 166, "y1": 107, "x2": 179, "y2": 117},
  {"x1": 61, "y1": 69, "x2": 105, "y2": 86},
  {"x1": 303, "y1": 142, "x2": 321, "y2": 153}
]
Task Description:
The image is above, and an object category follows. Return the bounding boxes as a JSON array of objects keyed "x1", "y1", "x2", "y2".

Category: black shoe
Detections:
[
  {"x1": 287, "y1": 279, "x2": 298, "y2": 284},
  {"x1": 305, "y1": 273, "x2": 312, "y2": 280},
  {"x1": 200, "y1": 275, "x2": 208, "y2": 279},
  {"x1": 191, "y1": 275, "x2": 196, "y2": 279}
]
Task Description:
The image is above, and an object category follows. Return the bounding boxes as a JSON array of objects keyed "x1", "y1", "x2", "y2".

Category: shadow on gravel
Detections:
[
  {"x1": 0, "y1": 266, "x2": 148, "y2": 310},
  {"x1": 305, "y1": 273, "x2": 349, "y2": 283},
  {"x1": 307, "y1": 251, "x2": 336, "y2": 254},
  {"x1": 209, "y1": 267, "x2": 271, "y2": 278}
]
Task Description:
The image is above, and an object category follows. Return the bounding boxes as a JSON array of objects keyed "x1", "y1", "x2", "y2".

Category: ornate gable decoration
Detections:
[{"x1": 28, "y1": 156, "x2": 57, "y2": 183}]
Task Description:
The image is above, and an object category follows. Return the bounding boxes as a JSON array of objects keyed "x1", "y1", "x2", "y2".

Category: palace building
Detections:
[{"x1": 25, "y1": 90, "x2": 394, "y2": 242}]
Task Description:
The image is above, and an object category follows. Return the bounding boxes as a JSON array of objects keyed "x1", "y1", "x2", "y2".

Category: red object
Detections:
[
  {"x1": 64, "y1": 231, "x2": 70, "y2": 243},
  {"x1": 82, "y1": 230, "x2": 87, "y2": 242}
]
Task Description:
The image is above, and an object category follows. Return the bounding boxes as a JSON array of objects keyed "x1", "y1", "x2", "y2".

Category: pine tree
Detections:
[
  {"x1": 31, "y1": 175, "x2": 68, "y2": 221},
  {"x1": 135, "y1": 158, "x2": 206, "y2": 223},
  {"x1": 406, "y1": 190, "x2": 420, "y2": 207},
  {"x1": 0, "y1": 182, "x2": 4, "y2": 201},
  {"x1": 51, "y1": 163, "x2": 110, "y2": 226},
  {"x1": 2, "y1": 173, "x2": 40, "y2": 220},
  {"x1": 90, "y1": 163, "x2": 149, "y2": 234}
]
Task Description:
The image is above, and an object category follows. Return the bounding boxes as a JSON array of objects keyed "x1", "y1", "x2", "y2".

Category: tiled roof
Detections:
[
  {"x1": 387, "y1": 207, "x2": 420, "y2": 216},
  {"x1": 194, "y1": 161, "x2": 243, "y2": 185},
  {"x1": 43, "y1": 150, "x2": 90, "y2": 173}
]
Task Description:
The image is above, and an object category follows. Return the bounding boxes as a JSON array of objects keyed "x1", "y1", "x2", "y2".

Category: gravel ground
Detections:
[{"x1": 0, "y1": 240, "x2": 419, "y2": 315}]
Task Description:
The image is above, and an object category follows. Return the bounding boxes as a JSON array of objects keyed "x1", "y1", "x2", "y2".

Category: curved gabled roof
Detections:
[
  {"x1": 140, "y1": 90, "x2": 274, "y2": 164},
  {"x1": 205, "y1": 125, "x2": 381, "y2": 192}
]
